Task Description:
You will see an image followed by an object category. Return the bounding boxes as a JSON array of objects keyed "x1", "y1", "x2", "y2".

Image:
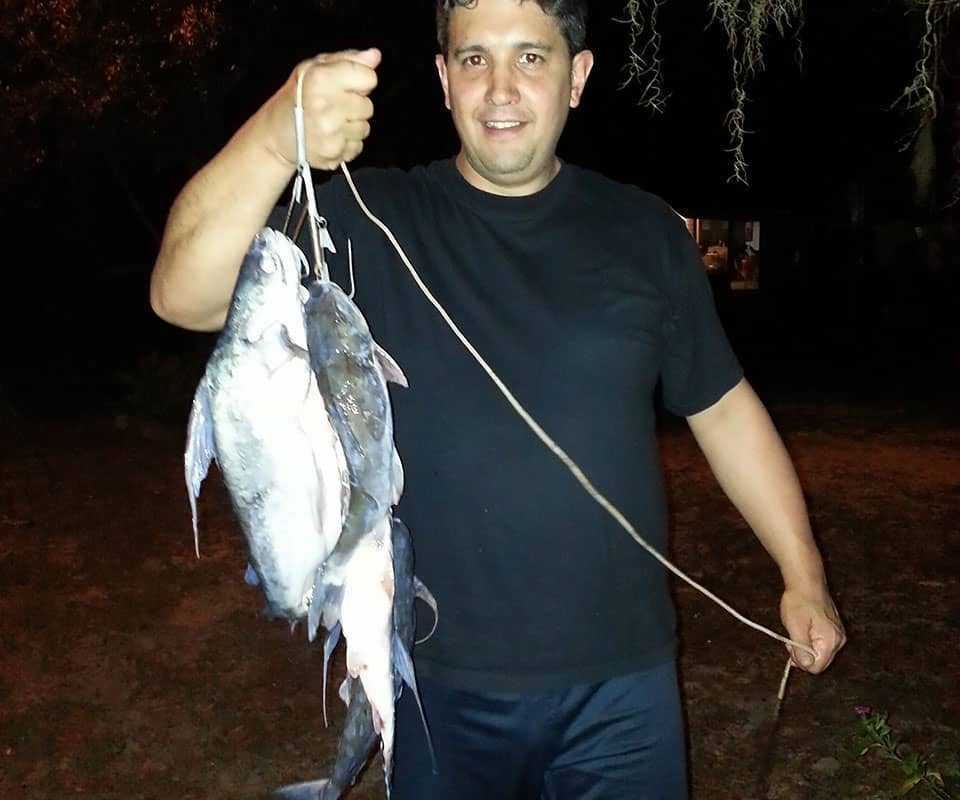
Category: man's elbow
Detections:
[
  {"x1": 148, "y1": 272, "x2": 222, "y2": 332},
  {"x1": 149, "y1": 270, "x2": 185, "y2": 327},
  {"x1": 149, "y1": 275, "x2": 171, "y2": 322}
]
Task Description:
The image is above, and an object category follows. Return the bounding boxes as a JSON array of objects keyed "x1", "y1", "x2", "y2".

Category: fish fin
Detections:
[
  {"x1": 322, "y1": 622, "x2": 342, "y2": 727},
  {"x1": 374, "y1": 343, "x2": 408, "y2": 388},
  {"x1": 390, "y1": 448, "x2": 404, "y2": 506},
  {"x1": 308, "y1": 579, "x2": 343, "y2": 643},
  {"x1": 243, "y1": 563, "x2": 260, "y2": 586},
  {"x1": 338, "y1": 677, "x2": 351, "y2": 706},
  {"x1": 278, "y1": 322, "x2": 310, "y2": 360},
  {"x1": 392, "y1": 629, "x2": 438, "y2": 775},
  {"x1": 413, "y1": 577, "x2": 439, "y2": 645},
  {"x1": 184, "y1": 381, "x2": 217, "y2": 559},
  {"x1": 307, "y1": 572, "x2": 324, "y2": 642},
  {"x1": 271, "y1": 778, "x2": 331, "y2": 800}
]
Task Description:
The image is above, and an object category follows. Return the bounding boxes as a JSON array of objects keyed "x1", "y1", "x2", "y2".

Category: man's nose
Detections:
[{"x1": 485, "y1": 62, "x2": 520, "y2": 105}]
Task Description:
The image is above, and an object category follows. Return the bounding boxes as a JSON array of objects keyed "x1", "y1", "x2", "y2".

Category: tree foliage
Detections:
[
  {"x1": 4, "y1": 0, "x2": 958, "y2": 207},
  {"x1": 2, "y1": 0, "x2": 347, "y2": 186},
  {"x1": 3, "y1": 0, "x2": 227, "y2": 174},
  {"x1": 621, "y1": 0, "x2": 960, "y2": 194}
]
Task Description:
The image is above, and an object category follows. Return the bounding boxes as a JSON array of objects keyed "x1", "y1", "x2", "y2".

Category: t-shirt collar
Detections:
[{"x1": 435, "y1": 157, "x2": 572, "y2": 220}]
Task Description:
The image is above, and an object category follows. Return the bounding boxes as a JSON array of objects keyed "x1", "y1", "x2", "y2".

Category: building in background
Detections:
[{"x1": 684, "y1": 217, "x2": 761, "y2": 290}]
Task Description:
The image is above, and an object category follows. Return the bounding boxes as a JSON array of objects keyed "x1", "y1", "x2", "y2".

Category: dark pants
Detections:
[{"x1": 392, "y1": 661, "x2": 688, "y2": 800}]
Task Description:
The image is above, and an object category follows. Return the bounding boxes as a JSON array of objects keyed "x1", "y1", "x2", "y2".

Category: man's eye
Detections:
[
  {"x1": 464, "y1": 54, "x2": 485, "y2": 67},
  {"x1": 520, "y1": 53, "x2": 543, "y2": 65}
]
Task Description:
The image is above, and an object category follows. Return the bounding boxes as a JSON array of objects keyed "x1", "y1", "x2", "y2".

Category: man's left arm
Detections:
[{"x1": 686, "y1": 377, "x2": 847, "y2": 673}]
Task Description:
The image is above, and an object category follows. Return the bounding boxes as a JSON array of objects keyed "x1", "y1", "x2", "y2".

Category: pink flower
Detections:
[{"x1": 854, "y1": 705, "x2": 872, "y2": 716}]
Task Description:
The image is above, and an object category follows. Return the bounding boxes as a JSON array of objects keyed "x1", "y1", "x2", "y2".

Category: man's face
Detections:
[{"x1": 436, "y1": 0, "x2": 593, "y2": 196}]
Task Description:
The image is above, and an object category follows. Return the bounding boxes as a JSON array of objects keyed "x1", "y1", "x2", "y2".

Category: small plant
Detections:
[{"x1": 855, "y1": 706, "x2": 959, "y2": 799}]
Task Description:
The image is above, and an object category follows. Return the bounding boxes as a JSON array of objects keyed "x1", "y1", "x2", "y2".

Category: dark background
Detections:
[
  {"x1": 2, "y1": 0, "x2": 958, "y2": 419},
  {"x1": 2, "y1": 10, "x2": 957, "y2": 795}
]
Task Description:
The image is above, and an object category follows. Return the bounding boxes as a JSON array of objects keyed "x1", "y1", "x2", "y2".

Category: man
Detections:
[{"x1": 150, "y1": 1, "x2": 846, "y2": 797}]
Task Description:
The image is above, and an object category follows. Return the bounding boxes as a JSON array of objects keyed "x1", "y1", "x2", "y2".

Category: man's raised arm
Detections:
[{"x1": 149, "y1": 48, "x2": 381, "y2": 331}]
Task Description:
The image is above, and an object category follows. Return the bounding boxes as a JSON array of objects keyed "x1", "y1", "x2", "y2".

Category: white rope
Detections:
[
  {"x1": 293, "y1": 65, "x2": 329, "y2": 282},
  {"x1": 283, "y1": 71, "x2": 817, "y2": 682},
  {"x1": 334, "y1": 163, "x2": 815, "y2": 668},
  {"x1": 777, "y1": 659, "x2": 793, "y2": 701}
]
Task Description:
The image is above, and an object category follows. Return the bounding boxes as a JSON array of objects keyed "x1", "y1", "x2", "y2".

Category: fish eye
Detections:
[{"x1": 260, "y1": 255, "x2": 278, "y2": 274}]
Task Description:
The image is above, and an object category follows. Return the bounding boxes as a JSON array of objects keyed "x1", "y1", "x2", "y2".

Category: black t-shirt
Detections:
[{"x1": 271, "y1": 159, "x2": 742, "y2": 692}]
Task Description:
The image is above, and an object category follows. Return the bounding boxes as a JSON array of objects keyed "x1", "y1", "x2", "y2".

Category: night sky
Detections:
[{"x1": 2, "y1": 1, "x2": 957, "y2": 416}]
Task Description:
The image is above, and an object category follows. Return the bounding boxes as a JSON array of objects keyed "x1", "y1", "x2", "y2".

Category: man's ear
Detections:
[
  {"x1": 436, "y1": 53, "x2": 451, "y2": 110},
  {"x1": 569, "y1": 49, "x2": 594, "y2": 108}
]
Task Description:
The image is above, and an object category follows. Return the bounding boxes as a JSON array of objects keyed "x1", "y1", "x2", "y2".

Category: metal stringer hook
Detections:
[
  {"x1": 292, "y1": 63, "x2": 333, "y2": 283},
  {"x1": 346, "y1": 238, "x2": 356, "y2": 299}
]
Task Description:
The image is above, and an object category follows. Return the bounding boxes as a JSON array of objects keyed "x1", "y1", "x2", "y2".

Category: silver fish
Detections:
[
  {"x1": 302, "y1": 278, "x2": 406, "y2": 636},
  {"x1": 184, "y1": 227, "x2": 350, "y2": 622},
  {"x1": 273, "y1": 516, "x2": 437, "y2": 800},
  {"x1": 298, "y1": 275, "x2": 415, "y2": 794}
]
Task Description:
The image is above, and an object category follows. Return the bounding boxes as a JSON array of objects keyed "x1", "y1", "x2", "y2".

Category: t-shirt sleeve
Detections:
[{"x1": 658, "y1": 209, "x2": 743, "y2": 416}]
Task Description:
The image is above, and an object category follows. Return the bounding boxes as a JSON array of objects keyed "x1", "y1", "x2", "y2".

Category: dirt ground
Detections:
[{"x1": 1, "y1": 393, "x2": 957, "y2": 800}]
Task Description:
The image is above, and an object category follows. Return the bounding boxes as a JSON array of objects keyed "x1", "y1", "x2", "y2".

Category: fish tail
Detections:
[
  {"x1": 392, "y1": 629, "x2": 438, "y2": 774},
  {"x1": 271, "y1": 778, "x2": 334, "y2": 799}
]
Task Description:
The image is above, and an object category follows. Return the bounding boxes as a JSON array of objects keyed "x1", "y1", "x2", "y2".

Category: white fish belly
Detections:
[
  {"x1": 214, "y1": 351, "x2": 347, "y2": 618},
  {"x1": 339, "y1": 515, "x2": 396, "y2": 763}
]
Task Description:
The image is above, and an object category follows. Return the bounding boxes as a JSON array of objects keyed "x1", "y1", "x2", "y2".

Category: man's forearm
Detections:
[
  {"x1": 149, "y1": 109, "x2": 296, "y2": 332},
  {"x1": 686, "y1": 378, "x2": 826, "y2": 591},
  {"x1": 150, "y1": 51, "x2": 380, "y2": 332}
]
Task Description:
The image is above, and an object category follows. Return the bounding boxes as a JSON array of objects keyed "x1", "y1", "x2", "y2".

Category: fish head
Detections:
[
  {"x1": 305, "y1": 281, "x2": 373, "y2": 363},
  {"x1": 229, "y1": 229, "x2": 309, "y2": 345}
]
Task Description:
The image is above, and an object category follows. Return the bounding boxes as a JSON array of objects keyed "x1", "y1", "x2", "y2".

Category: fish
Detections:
[
  {"x1": 184, "y1": 227, "x2": 350, "y2": 622},
  {"x1": 302, "y1": 278, "x2": 408, "y2": 641},
  {"x1": 185, "y1": 227, "x2": 436, "y2": 798},
  {"x1": 273, "y1": 516, "x2": 438, "y2": 800},
  {"x1": 298, "y1": 274, "x2": 414, "y2": 793}
]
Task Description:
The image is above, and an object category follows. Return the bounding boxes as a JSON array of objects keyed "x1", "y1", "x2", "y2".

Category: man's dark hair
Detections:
[{"x1": 436, "y1": 0, "x2": 588, "y2": 57}]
